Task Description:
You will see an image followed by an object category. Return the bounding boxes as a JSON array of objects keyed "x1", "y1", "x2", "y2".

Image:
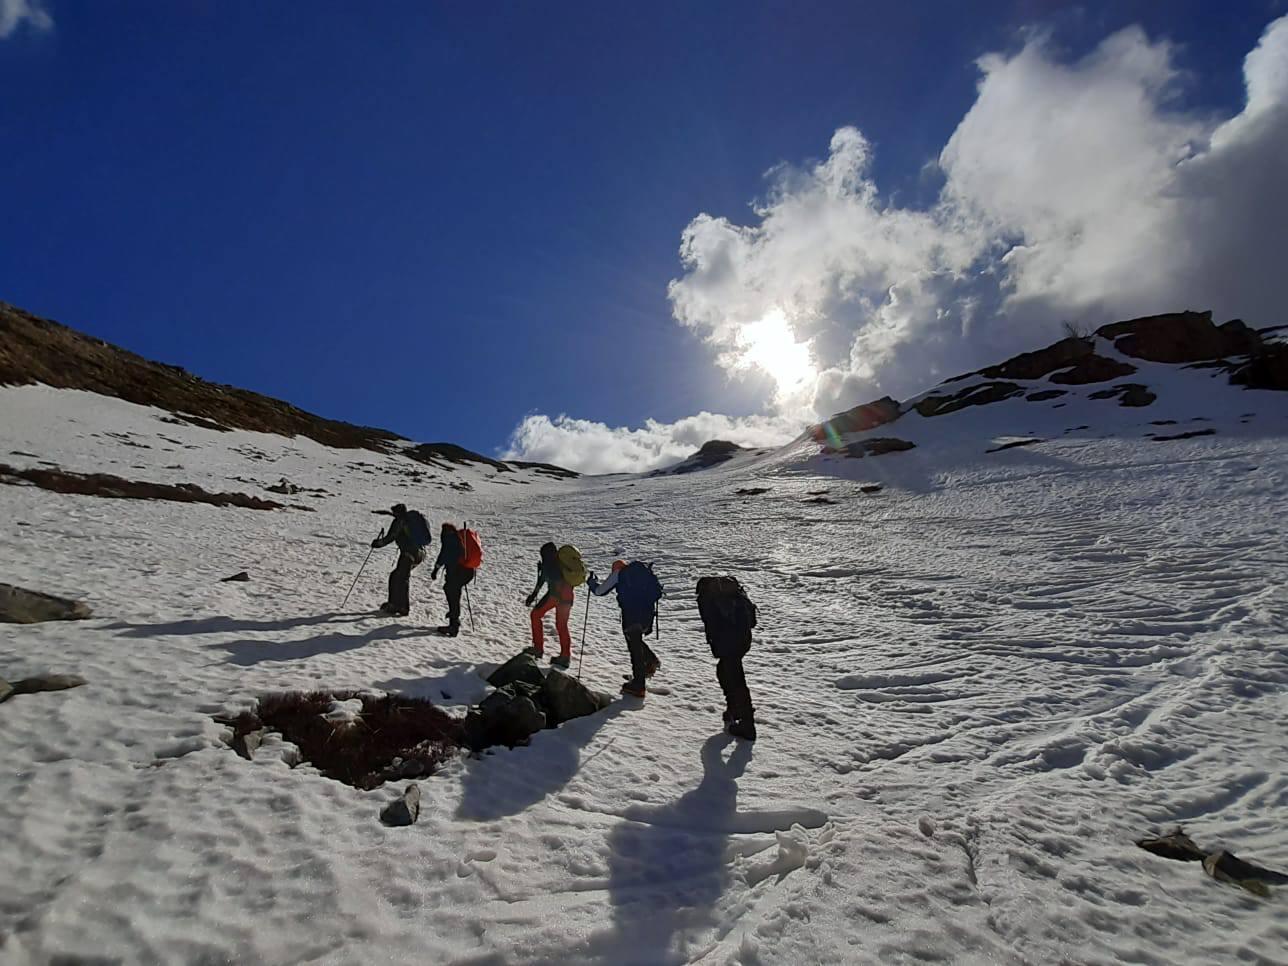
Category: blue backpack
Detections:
[{"x1": 616, "y1": 561, "x2": 663, "y2": 618}]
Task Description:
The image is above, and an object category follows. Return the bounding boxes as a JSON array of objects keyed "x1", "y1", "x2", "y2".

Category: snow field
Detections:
[{"x1": 1, "y1": 376, "x2": 1287, "y2": 964}]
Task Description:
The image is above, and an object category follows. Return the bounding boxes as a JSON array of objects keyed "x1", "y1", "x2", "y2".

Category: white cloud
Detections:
[
  {"x1": 510, "y1": 15, "x2": 1288, "y2": 474},
  {"x1": 503, "y1": 411, "x2": 804, "y2": 476},
  {"x1": 1, "y1": 0, "x2": 52, "y2": 38}
]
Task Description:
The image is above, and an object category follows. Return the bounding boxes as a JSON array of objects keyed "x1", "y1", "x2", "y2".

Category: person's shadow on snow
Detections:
[
  {"x1": 108, "y1": 611, "x2": 372, "y2": 638},
  {"x1": 595, "y1": 733, "x2": 753, "y2": 965},
  {"x1": 455, "y1": 703, "x2": 625, "y2": 822}
]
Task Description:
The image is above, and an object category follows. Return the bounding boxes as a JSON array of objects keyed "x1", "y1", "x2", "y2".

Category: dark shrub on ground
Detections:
[{"x1": 226, "y1": 690, "x2": 465, "y2": 790}]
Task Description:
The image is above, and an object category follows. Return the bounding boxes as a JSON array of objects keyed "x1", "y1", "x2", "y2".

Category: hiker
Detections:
[
  {"x1": 588, "y1": 560, "x2": 663, "y2": 698},
  {"x1": 430, "y1": 522, "x2": 481, "y2": 636},
  {"x1": 696, "y1": 576, "x2": 758, "y2": 741},
  {"x1": 370, "y1": 504, "x2": 432, "y2": 617},
  {"x1": 524, "y1": 542, "x2": 584, "y2": 670}
]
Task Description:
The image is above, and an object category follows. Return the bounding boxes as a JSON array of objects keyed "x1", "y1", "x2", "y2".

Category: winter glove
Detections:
[{"x1": 370, "y1": 538, "x2": 380, "y2": 548}]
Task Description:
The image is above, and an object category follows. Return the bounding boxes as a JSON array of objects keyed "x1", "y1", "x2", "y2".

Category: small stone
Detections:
[
  {"x1": 221, "y1": 571, "x2": 251, "y2": 583},
  {"x1": 380, "y1": 783, "x2": 421, "y2": 826},
  {"x1": 11, "y1": 673, "x2": 88, "y2": 696}
]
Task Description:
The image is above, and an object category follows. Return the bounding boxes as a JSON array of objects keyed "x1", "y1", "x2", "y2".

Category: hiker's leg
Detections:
[
  {"x1": 530, "y1": 595, "x2": 556, "y2": 652},
  {"x1": 555, "y1": 590, "x2": 573, "y2": 658},
  {"x1": 716, "y1": 656, "x2": 734, "y2": 713},
  {"x1": 444, "y1": 570, "x2": 463, "y2": 628},
  {"x1": 623, "y1": 622, "x2": 647, "y2": 687},
  {"x1": 728, "y1": 652, "x2": 754, "y2": 721},
  {"x1": 390, "y1": 553, "x2": 413, "y2": 614}
]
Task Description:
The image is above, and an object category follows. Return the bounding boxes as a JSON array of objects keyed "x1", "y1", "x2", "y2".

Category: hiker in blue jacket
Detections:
[
  {"x1": 371, "y1": 504, "x2": 431, "y2": 616},
  {"x1": 588, "y1": 560, "x2": 663, "y2": 698}
]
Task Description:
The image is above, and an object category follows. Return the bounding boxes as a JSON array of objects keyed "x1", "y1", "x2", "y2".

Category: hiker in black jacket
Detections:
[
  {"x1": 696, "y1": 576, "x2": 757, "y2": 741},
  {"x1": 371, "y1": 504, "x2": 431, "y2": 617},
  {"x1": 431, "y1": 522, "x2": 474, "y2": 636}
]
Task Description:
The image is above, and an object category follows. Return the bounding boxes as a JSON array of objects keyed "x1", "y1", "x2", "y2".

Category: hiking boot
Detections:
[
  {"x1": 644, "y1": 656, "x2": 661, "y2": 678},
  {"x1": 436, "y1": 625, "x2": 459, "y2": 637},
  {"x1": 727, "y1": 718, "x2": 757, "y2": 741},
  {"x1": 550, "y1": 655, "x2": 571, "y2": 670},
  {"x1": 529, "y1": 646, "x2": 544, "y2": 658},
  {"x1": 378, "y1": 602, "x2": 396, "y2": 615},
  {"x1": 722, "y1": 707, "x2": 735, "y2": 725},
  {"x1": 621, "y1": 682, "x2": 646, "y2": 698}
]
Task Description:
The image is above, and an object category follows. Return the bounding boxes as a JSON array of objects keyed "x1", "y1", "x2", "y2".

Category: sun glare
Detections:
[{"x1": 737, "y1": 309, "x2": 815, "y2": 392}]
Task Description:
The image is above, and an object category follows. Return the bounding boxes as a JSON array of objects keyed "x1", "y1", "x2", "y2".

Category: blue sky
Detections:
[{"x1": 2, "y1": 1, "x2": 1285, "y2": 470}]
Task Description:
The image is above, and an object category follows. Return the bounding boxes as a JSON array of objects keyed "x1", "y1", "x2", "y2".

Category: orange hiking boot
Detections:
[{"x1": 620, "y1": 682, "x2": 646, "y2": 698}]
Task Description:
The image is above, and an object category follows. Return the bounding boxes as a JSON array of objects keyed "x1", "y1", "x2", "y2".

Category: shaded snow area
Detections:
[{"x1": 2, "y1": 378, "x2": 1287, "y2": 965}]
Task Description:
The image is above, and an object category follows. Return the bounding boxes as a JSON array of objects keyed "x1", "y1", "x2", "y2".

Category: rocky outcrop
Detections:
[
  {"x1": 1088, "y1": 383, "x2": 1157, "y2": 407},
  {"x1": 0, "y1": 300, "x2": 574, "y2": 478},
  {"x1": 1097, "y1": 311, "x2": 1262, "y2": 363},
  {"x1": 1, "y1": 673, "x2": 89, "y2": 702},
  {"x1": 0, "y1": 584, "x2": 92, "y2": 624},
  {"x1": 812, "y1": 396, "x2": 901, "y2": 437},
  {"x1": 1228, "y1": 343, "x2": 1288, "y2": 391},
  {"x1": 486, "y1": 652, "x2": 547, "y2": 691},
  {"x1": 0, "y1": 463, "x2": 287, "y2": 511},
  {"x1": 915, "y1": 382, "x2": 1025, "y2": 418}
]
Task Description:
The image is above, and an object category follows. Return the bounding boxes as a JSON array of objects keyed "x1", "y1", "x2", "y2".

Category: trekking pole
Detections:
[
  {"x1": 576, "y1": 590, "x2": 591, "y2": 681},
  {"x1": 464, "y1": 582, "x2": 476, "y2": 631},
  {"x1": 341, "y1": 530, "x2": 382, "y2": 610}
]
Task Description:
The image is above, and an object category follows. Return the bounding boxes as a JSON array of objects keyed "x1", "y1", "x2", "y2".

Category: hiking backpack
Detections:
[
  {"x1": 557, "y1": 544, "x2": 587, "y2": 587},
  {"x1": 696, "y1": 575, "x2": 757, "y2": 646},
  {"x1": 615, "y1": 561, "x2": 663, "y2": 615},
  {"x1": 459, "y1": 525, "x2": 483, "y2": 570},
  {"x1": 404, "y1": 510, "x2": 432, "y2": 548}
]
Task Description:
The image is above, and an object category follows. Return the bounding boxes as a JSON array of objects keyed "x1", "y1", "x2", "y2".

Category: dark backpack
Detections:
[
  {"x1": 404, "y1": 511, "x2": 432, "y2": 549},
  {"x1": 696, "y1": 575, "x2": 757, "y2": 653},
  {"x1": 615, "y1": 561, "x2": 663, "y2": 618}
]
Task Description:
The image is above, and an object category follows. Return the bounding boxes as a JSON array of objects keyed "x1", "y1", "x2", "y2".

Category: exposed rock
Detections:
[
  {"x1": 811, "y1": 396, "x2": 901, "y2": 439},
  {"x1": 380, "y1": 783, "x2": 421, "y2": 827},
  {"x1": 915, "y1": 382, "x2": 1025, "y2": 418},
  {"x1": 507, "y1": 460, "x2": 581, "y2": 479},
  {"x1": 266, "y1": 480, "x2": 303, "y2": 495},
  {"x1": 542, "y1": 669, "x2": 609, "y2": 726},
  {"x1": 221, "y1": 572, "x2": 251, "y2": 583},
  {"x1": 470, "y1": 688, "x2": 548, "y2": 749},
  {"x1": 1049, "y1": 355, "x2": 1138, "y2": 385},
  {"x1": 10, "y1": 673, "x2": 88, "y2": 696},
  {"x1": 1026, "y1": 390, "x2": 1067, "y2": 402},
  {"x1": 0, "y1": 584, "x2": 93, "y2": 624},
  {"x1": 231, "y1": 728, "x2": 265, "y2": 760},
  {"x1": 734, "y1": 487, "x2": 770, "y2": 497},
  {"x1": 0, "y1": 677, "x2": 11, "y2": 703},
  {"x1": 804, "y1": 496, "x2": 837, "y2": 505},
  {"x1": 986, "y1": 438, "x2": 1043, "y2": 454},
  {"x1": 1097, "y1": 311, "x2": 1262, "y2": 363},
  {"x1": 860, "y1": 484, "x2": 884, "y2": 494},
  {"x1": 979, "y1": 337, "x2": 1094, "y2": 380},
  {"x1": 486, "y1": 651, "x2": 546, "y2": 690},
  {"x1": 1202, "y1": 850, "x2": 1288, "y2": 897},
  {"x1": 1151, "y1": 428, "x2": 1217, "y2": 442},
  {"x1": 1136, "y1": 828, "x2": 1205, "y2": 862},
  {"x1": 1228, "y1": 343, "x2": 1288, "y2": 391},
  {"x1": 1087, "y1": 383, "x2": 1157, "y2": 407},
  {"x1": 0, "y1": 463, "x2": 287, "y2": 511},
  {"x1": 655, "y1": 439, "x2": 752, "y2": 476},
  {"x1": 843, "y1": 437, "x2": 917, "y2": 457}
]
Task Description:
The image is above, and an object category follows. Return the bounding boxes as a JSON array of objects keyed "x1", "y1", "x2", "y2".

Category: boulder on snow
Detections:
[
  {"x1": 380, "y1": 783, "x2": 421, "y2": 827},
  {"x1": 1202, "y1": 850, "x2": 1288, "y2": 896},
  {"x1": 0, "y1": 583, "x2": 93, "y2": 624},
  {"x1": 542, "y1": 669, "x2": 610, "y2": 726},
  {"x1": 841, "y1": 437, "x2": 917, "y2": 458},
  {"x1": 221, "y1": 571, "x2": 251, "y2": 583},
  {"x1": 7, "y1": 673, "x2": 88, "y2": 698},
  {"x1": 486, "y1": 651, "x2": 546, "y2": 690},
  {"x1": 473, "y1": 691, "x2": 547, "y2": 749},
  {"x1": 1136, "y1": 828, "x2": 1205, "y2": 862}
]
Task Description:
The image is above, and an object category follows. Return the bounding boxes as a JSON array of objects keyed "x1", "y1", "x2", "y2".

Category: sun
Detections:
[{"x1": 736, "y1": 309, "x2": 815, "y2": 392}]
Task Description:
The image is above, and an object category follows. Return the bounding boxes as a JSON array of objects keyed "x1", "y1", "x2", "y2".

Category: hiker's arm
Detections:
[
  {"x1": 371, "y1": 525, "x2": 395, "y2": 548},
  {"x1": 431, "y1": 541, "x2": 450, "y2": 574},
  {"x1": 525, "y1": 564, "x2": 546, "y2": 606},
  {"x1": 589, "y1": 570, "x2": 618, "y2": 596}
]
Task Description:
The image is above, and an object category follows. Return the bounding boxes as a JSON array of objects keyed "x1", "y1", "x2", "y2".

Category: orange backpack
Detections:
[{"x1": 459, "y1": 525, "x2": 483, "y2": 570}]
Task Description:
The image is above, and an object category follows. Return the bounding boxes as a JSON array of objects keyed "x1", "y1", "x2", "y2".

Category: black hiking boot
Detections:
[
  {"x1": 550, "y1": 655, "x2": 571, "y2": 670},
  {"x1": 727, "y1": 717, "x2": 757, "y2": 741},
  {"x1": 435, "y1": 625, "x2": 459, "y2": 637}
]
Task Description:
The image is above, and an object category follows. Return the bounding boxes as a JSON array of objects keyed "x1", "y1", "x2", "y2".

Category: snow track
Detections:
[{"x1": 2, "y1": 381, "x2": 1287, "y2": 964}]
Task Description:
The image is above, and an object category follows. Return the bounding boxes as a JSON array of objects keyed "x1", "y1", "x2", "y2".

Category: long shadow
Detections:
[
  {"x1": 203, "y1": 624, "x2": 423, "y2": 666},
  {"x1": 591, "y1": 734, "x2": 753, "y2": 965},
  {"x1": 108, "y1": 612, "x2": 373, "y2": 638},
  {"x1": 455, "y1": 703, "x2": 625, "y2": 821}
]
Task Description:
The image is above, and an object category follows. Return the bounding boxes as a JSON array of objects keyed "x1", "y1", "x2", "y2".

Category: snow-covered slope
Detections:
[{"x1": 2, "y1": 318, "x2": 1288, "y2": 964}]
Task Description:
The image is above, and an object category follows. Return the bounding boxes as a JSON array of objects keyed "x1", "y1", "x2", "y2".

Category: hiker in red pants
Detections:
[{"x1": 525, "y1": 542, "x2": 574, "y2": 669}]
